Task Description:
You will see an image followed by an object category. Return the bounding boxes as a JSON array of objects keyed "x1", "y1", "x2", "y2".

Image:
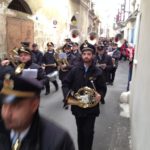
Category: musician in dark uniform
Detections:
[
  {"x1": 58, "y1": 44, "x2": 73, "y2": 82},
  {"x1": 62, "y1": 46, "x2": 107, "y2": 150},
  {"x1": 43, "y1": 42, "x2": 59, "y2": 95},
  {"x1": 80, "y1": 40, "x2": 96, "y2": 55},
  {"x1": 71, "y1": 42, "x2": 82, "y2": 66},
  {"x1": 96, "y1": 45, "x2": 113, "y2": 83},
  {"x1": 17, "y1": 47, "x2": 46, "y2": 82},
  {"x1": 0, "y1": 75, "x2": 75, "y2": 150},
  {"x1": 31, "y1": 43, "x2": 43, "y2": 66}
]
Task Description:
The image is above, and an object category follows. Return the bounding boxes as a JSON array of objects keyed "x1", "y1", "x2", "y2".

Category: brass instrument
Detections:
[
  {"x1": 42, "y1": 63, "x2": 57, "y2": 70},
  {"x1": 70, "y1": 29, "x2": 80, "y2": 43},
  {"x1": 87, "y1": 31, "x2": 98, "y2": 45},
  {"x1": 67, "y1": 86, "x2": 99, "y2": 108},
  {"x1": 43, "y1": 63, "x2": 57, "y2": 67},
  {"x1": 54, "y1": 47, "x2": 69, "y2": 72},
  {"x1": 7, "y1": 47, "x2": 19, "y2": 67},
  {"x1": 15, "y1": 63, "x2": 25, "y2": 75}
]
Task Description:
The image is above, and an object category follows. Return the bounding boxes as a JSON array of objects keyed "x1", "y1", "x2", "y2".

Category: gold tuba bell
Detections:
[{"x1": 67, "y1": 86, "x2": 99, "y2": 108}]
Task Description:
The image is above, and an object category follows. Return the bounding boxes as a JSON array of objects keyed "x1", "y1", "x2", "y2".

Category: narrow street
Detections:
[{"x1": 39, "y1": 61, "x2": 130, "y2": 150}]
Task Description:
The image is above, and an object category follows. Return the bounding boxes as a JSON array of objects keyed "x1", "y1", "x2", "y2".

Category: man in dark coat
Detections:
[
  {"x1": 0, "y1": 75, "x2": 75, "y2": 150},
  {"x1": 109, "y1": 43, "x2": 121, "y2": 85},
  {"x1": 96, "y1": 45, "x2": 113, "y2": 84},
  {"x1": 58, "y1": 44, "x2": 73, "y2": 82},
  {"x1": 71, "y1": 42, "x2": 82, "y2": 66},
  {"x1": 43, "y1": 42, "x2": 59, "y2": 95},
  {"x1": 31, "y1": 43, "x2": 43, "y2": 66},
  {"x1": 16, "y1": 47, "x2": 46, "y2": 80},
  {"x1": 62, "y1": 46, "x2": 106, "y2": 150}
]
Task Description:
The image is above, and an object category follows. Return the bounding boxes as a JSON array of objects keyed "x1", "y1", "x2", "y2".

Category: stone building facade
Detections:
[{"x1": 0, "y1": 0, "x2": 100, "y2": 58}]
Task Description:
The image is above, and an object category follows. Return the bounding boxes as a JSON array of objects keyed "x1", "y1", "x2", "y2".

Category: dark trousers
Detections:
[
  {"x1": 127, "y1": 65, "x2": 133, "y2": 91},
  {"x1": 109, "y1": 67, "x2": 117, "y2": 83},
  {"x1": 45, "y1": 80, "x2": 58, "y2": 92},
  {"x1": 75, "y1": 116, "x2": 96, "y2": 150}
]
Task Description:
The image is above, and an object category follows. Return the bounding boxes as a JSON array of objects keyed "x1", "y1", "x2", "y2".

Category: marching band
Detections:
[{"x1": 0, "y1": 33, "x2": 126, "y2": 150}]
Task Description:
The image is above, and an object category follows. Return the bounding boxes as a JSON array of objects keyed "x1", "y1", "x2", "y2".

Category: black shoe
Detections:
[
  {"x1": 63, "y1": 104, "x2": 69, "y2": 110},
  {"x1": 109, "y1": 82, "x2": 113, "y2": 85},
  {"x1": 45, "y1": 91, "x2": 50, "y2": 95},
  {"x1": 55, "y1": 86, "x2": 59, "y2": 91},
  {"x1": 106, "y1": 82, "x2": 113, "y2": 85}
]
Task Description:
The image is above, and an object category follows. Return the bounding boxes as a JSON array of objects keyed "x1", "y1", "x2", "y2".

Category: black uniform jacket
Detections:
[
  {"x1": 32, "y1": 50, "x2": 43, "y2": 66},
  {"x1": 43, "y1": 50, "x2": 57, "y2": 74},
  {"x1": 96, "y1": 53, "x2": 113, "y2": 71},
  {"x1": 62, "y1": 62, "x2": 107, "y2": 117},
  {"x1": 0, "y1": 112, "x2": 75, "y2": 150}
]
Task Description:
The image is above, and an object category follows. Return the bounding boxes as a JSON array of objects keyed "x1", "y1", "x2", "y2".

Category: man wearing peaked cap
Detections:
[
  {"x1": 0, "y1": 75, "x2": 75, "y2": 150},
  {"x1": 63, "y1": 43, "x2": 72, "y2": 50},
  {"x1": 80, "y1": 40, "x2": 96, "y2": 54},
  {"x1": 21, "y1": 41, "x2": 30, "y2": 48},
  {"x1": 62, "y1": 44, "x2": 106, "y2": 150},
  {"x1": 47, "y1": 42, "x2": 54, "y2": 47},
  {"x1": 18, "y1": 46, "x2": 32, "y2": 55},
  {"x1": 31, "y1": 43, "x2": 43, "y2": 66},
  {"x1": 43, "y1": 41, "x2": 59, "y2": 95},
  {"x1": 16, "y1": 46, "x2": 47, "y2": 82}
]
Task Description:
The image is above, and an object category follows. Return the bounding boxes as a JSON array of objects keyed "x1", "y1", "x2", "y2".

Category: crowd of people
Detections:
[{"x1": 0, "y1": 36, "x2": 134, "y2": 150}]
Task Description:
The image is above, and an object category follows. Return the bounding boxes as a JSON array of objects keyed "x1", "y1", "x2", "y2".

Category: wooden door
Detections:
[{"x1": 6, "y1": 17, "x2": 34, "y2": 52}]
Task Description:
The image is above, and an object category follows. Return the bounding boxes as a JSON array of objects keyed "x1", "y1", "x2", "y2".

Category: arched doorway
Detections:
[
  {"x1": 8, "y1": 0, "x2": 32, "y2": 15},
  {"x1": 6, "y1": 0, "x2": 34, "y2": 52}
]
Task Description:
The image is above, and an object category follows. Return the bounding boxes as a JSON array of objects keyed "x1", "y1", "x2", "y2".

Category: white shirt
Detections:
[{"x1": 10, "y1": 126, "x2": 30, "y2": 145}]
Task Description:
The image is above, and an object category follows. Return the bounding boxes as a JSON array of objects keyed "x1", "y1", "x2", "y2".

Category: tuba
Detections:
[
  {"x1": 66, "y1": 86, "x2": 99, "y2": 108},
  {"x1": 87, "y1": 31, "x2": 98, "y2": 45},
  {"x1": 70, "y1": 29, "x2": 80, "y2": 43}
]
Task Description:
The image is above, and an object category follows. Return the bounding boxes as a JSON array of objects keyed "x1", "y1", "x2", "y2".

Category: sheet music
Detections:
[{"x1": 21, "y1": 69, "x2": 38, "y2": 78}]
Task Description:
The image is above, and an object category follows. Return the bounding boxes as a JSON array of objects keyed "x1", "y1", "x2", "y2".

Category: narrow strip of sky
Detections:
[{"x1": 93, "y1": 0, "x2": 124, "y2": 25}]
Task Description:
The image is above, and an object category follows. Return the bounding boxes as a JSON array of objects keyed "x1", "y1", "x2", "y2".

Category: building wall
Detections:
[
  {"x1": 27, "y1": 0, "x2": 70, "y2": 49},
  {"x1": 80, "y1": 1, "x2": 90, "y2": 41},
  {"x1": 0, "y1": 14, "x2": 6, "y2": 58},
  {"x1": 0, "y1": 0, "x2": 92, "y2": 57},
  {"x1": 130, "y1": 0, "x2": 150, "y2": 150},
  {"x1": 0, "y1": 0, "x2": 74, "y2": 56},
  {"x1": 124, "y1": 21, "x2": 135, "y2": 43}
]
